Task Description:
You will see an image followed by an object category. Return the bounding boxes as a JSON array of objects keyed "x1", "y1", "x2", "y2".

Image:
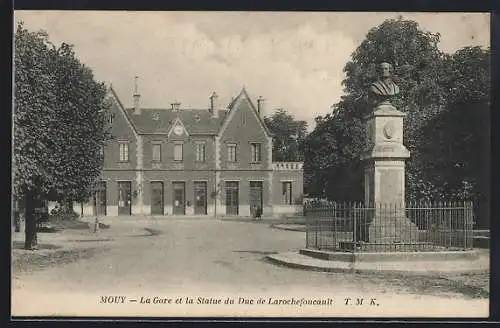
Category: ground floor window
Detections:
[
  {"x1": 172, "y1": 182, "x2": 186, "y2": 215},
  {"x1": 150, "y1": 181, "x2": 164, "y2": 215},
  {"x1": 117, "y1": 181, "x2": 132, "y2": 215},
  {"x1": 282, "y1": 181, "x2": 292, "y2": 205},
  {"x1": 194, "y1": 181, "x2": 207, "y2": 215},
  {"x1": 94, "y1": 181, "x2": 107, "y2": 216},
  {"x1": 225, "y1": 181, "x2": 239, "y2": 215},
  {"x1": 250, "y1": 181, "x2": 263, "y2": 217}
]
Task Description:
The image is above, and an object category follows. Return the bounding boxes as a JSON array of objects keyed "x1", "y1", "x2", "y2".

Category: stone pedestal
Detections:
[
  {"x1": 361, "y1": 103, "x2": 418, "y2": 244},
  {"x1": 367, "y1": 215, "x2": 419, "y2": 244}
]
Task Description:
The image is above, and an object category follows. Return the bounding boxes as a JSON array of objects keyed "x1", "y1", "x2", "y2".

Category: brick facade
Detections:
[{"x1": 82, "y1": 86, "x2": 303, "y2": 218}]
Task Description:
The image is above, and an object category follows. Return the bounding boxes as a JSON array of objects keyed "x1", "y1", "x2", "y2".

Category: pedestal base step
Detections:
[
  {"x1": 299, "y1": 248, "x2": 482, "y2": 262},
  {"x1": 339, "y1": 241, "x2": 433, "y2": 252}
]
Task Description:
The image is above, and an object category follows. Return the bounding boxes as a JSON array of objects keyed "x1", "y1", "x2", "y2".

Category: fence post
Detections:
[
  {"x1": 463, "y1": 201, "x2": 467, "y2": 250},
  {"x1": 305, "y1": 205, "x2": 309, "y2": 248},
  {"x1": 436, "y1": 200, "x2": 441, "y2": 247},
  {"x1": 353, "y1": 202, "x2": 357, "y2": 253},
  {"x1": 315, "y1": 206, "x2": 318, "y2": 249},
  {"x1": 466, "y1": 201, "x2": 473, "y2": 249},
  {"x1": 450, "y1": 201, "x2": 454, "y2": 248},
  {"x1": 333, "y1": 203, "x2": 337, "y2": 251},
  {"x1": 468, "y1": 201, "x2": 474, "y2": 248}
]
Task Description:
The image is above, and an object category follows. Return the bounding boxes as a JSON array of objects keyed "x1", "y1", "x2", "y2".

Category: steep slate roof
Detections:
[
  {"x1": 111, "y1": 86, "x2": 272, "y2": 136},
  {"x1": 124, "y1": 108, "x2": 228, "y2": 135}
]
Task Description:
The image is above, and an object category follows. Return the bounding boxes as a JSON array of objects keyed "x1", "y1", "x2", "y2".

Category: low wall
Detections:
[
  {"x1": 473, "y1": 236, "x2": 489, "y2": 249},
  {"x1": 306, "y1": 230, "x2": 477, "y2": 250}
]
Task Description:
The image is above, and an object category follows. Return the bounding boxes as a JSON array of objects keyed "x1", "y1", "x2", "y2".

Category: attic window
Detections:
[{"x1": 152, "y1": 112, "x2": 160, "y2": 121}]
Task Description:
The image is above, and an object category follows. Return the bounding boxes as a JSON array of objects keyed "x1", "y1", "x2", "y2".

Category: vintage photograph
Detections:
[{"x1": 11, "y1": 11, "x2": 490, "y2": 318}]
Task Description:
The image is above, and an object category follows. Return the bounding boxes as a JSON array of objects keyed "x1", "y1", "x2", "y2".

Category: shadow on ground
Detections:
[
  {"x1": 233, "y1": 250, "x2": 279, "y2": 255},
  {"x1": 12, "y1": 241, "x2": 62, "y2": 250},
  {"x1": 143, "y1": 227, "x2": 163, "y2": 236}
]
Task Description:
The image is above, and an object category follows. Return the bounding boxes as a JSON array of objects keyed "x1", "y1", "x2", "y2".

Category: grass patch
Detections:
[
  {"x1": 47, "y1": 216, "x2": 89, "y2": 230},
  {"x1": 37, "y1": 226, "x2": 60, "y2": 233},
  {"x1": 43, "y1": 215, "x2": 111, "y2": 231},
  {"x1": 12, "y1": 246, "x2": 107, "y2": 274},
  {"x1": 99, "y1": 222, "x2": 111, "y2": 229}
]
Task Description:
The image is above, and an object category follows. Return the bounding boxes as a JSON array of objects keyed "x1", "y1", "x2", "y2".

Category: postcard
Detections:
[{"x1": 11, "y1": 11, "x2": 491, "y2": 319}]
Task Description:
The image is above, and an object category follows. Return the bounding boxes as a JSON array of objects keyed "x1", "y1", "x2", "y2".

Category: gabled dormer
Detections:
[{"x1": 167, "y1": 115, "x2": 190, "y2": 139}]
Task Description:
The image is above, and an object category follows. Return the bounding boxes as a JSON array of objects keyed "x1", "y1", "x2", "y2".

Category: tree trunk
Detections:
[
  {"x1": 59, "y1": 199, "x2": 73, "y2": 216},
  {"x1": 14, "y1": 200, "x2": 20, "y2": 232},
  {"x1": 24, "y1": 190, "x2": 37, "y2": 250}
]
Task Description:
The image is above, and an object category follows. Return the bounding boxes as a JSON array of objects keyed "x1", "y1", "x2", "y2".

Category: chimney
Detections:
[
  {"x1": 133, "y1": 76, "x2": 141, "y2": 115},
  {"x1": 171, "y1": 102, "x2": 181, "y2": 112},
  {"x1": 209, "y1": 91, "x2": 218, "y2": 118},
  {"x1": 257, "y1": 96, "x2": 265, "y2": 116}
]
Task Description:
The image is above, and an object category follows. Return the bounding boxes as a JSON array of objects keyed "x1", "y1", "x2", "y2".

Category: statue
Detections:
[{"x1": 369, "y1": 62, "x2": 399, "y2": 107}]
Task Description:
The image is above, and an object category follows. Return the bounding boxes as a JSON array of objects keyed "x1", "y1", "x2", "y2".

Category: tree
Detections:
[
  {"x1": 417, "y1": 46, "x2": 490, "y2": 226},
  {"x1": 264, "y1": 109, "x2": 308, "y2": 162},
  {"x1": 305, "y1": 18, "x2": 450, "y2": 201},
  {"x1": 13, "y1": 22, "x2": 111, "y2": 249},
  {"x1": 45, "y1": 42, "x2": 111, "y2": 207}
]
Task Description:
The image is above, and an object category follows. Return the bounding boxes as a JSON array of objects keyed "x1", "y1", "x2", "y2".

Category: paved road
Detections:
[{"x1": 11, "y1": 218, "x2": 489, "y2": 317}]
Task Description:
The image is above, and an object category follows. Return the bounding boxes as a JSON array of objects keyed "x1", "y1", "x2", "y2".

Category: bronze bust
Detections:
[{"x1": 369, "y1": 62, "x2": 399, "y2": 106}]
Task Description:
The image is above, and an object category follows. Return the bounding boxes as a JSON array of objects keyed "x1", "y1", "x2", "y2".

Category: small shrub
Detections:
[
  {"x1": 37, "y1": 226, "x2": 59, "y2": 233},
  {"x1": 98, "y1": 222, "x2": 110, "y2": 229}
]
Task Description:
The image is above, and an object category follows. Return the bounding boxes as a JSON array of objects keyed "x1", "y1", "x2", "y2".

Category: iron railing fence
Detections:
[{"x1": 305, "y1": 201, "x2": 474, "y2": 252}]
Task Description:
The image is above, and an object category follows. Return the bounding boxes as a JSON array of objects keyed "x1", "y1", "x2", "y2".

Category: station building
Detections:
[{"x1": 82, "y1": 83, "x2": 303, "y2": 218}]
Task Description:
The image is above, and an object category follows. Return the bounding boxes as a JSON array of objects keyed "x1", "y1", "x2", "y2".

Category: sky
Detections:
[{"x1": 14, "y1": 11, "x2": 490, "y2": 131}]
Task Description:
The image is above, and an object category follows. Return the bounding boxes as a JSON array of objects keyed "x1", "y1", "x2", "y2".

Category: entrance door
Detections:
[
  {"x1": 194, "y1": 182, "x2": 207, "y2": 215},
  {"x1": 117, "y1": 181, "x2": 132, "y2": 215},
  {"x1": 172, "y1": 182, "x2": 185, "y2": 215},
  {"x1": 150, "y1": 181, "x2": 164, "y2": 215},
  {"x1": 249, "y1": 181, "x2": 263, "y2": 217},
  {"x1": 95, "y1": 181, "x2": 107, "y2": 216},
  {"x1": 225, "y1": 181, "x2": 239, "y2": 215}
]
